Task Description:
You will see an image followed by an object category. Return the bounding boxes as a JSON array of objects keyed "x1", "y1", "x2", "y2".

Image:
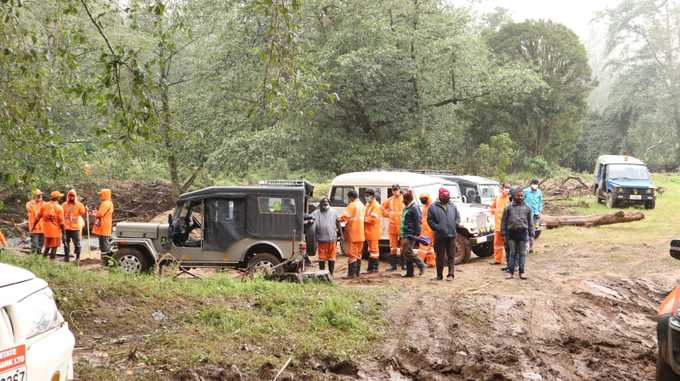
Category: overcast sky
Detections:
[{"x1": 469, "y1": 0, "x2": 620, "y2": 39}]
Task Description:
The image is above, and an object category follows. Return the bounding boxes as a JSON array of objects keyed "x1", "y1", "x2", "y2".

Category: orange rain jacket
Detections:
[
  {"x1": 381, "y1": 194, "x2": 404, "y2": 235},
  {"x1": 37, "y1": 201, "x2": 64, "y2": 239},
  {"x1": 339, "y1": 199, "x2": 365, "y2": 243},
  {"x1": 92, "y1": 189, "x2": 113, "y2": 236},
  {"x1": 364, "y1": 198, "x2": 383, "y2": 241},
  {"x1": 0, "y1": 230, "x2": 6, "y2": 247},
  {"x1": 26, "y1": 198, "x2": 45, "y2": 234},
  {"x1": 420, "y1": 194, "x2": 434, "y2": 239},
  {"x1": 62, "y1": 190, "x2": 87, "y2": 232},
  {"x1": 490, "y1": 190, "x2": 510, "y2": 232}
]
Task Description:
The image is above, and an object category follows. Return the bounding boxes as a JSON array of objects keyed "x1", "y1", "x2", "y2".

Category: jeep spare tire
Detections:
[
  {"x1": 455, "y1": 235, "x2": 472, "y2": 265},
  {"x1": 114, "y1": 247, "x2": 153, "y2": 274},
  {"x1": 247, "y1": 253, "x2": 282, "y2": 274}
]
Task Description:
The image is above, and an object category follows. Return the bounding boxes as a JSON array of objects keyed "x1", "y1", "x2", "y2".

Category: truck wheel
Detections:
[
  {"x1": 606, "y1": 192, "x2": 618, "y2": 209},
  {"x1": 113, "y1": 248, "x2": 153, "y2": 274},
  {"x1": 645, "y1": 200, "x2": 656, "y2": 210},
  {"x1": 455, "y1": 235, "x2": 472, "y2": 265},
  {"x1": 247, "y1": 253, "x2": 282, "y2": 274},
  {"x1": 656, "y1": 356, "x2": 678, "y2": 381},
  {"x1": 472, "y1": 241, "x2": 493, "y2": 258}
]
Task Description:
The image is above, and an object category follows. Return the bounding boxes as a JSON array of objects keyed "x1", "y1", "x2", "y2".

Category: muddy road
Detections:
[{"x1": 336, "y1": 232, "x2": 678, "y2": 381}]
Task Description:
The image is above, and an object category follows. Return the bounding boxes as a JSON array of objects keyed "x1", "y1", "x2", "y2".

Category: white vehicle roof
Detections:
[
  {"x1": 597, "y1": 155, "x2": 645, "y2": 165},
  {"x1": 442, "y1": 175, "x2": 500, "y2": 185},
  {"x1": 331, "y1": 171, "x2": 445, "y2": 187},
  {"x1": 0, "y1": 263, "x2": 46, "y2": 306}
]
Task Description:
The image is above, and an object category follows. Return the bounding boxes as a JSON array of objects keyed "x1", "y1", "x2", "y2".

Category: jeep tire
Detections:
[
  {"x1": 113, "y1": 247, "x2": 153, "y2": 274},
  {"x1": 645, "y1": 199, "x2": 656, "y2": 210},
  {"x1": 247, "y1": 252, "x2": 282, "y2": 274},
  {"x1": 656, "y1": 356, "x2": 677, "y2": 381},
  {"x1": 606, "y1": 192, "x2": 618, "y2": 209},
  {"x1": 472, "y1": 241, "x2": 493, "y2": 258},
  {"x1": 455, "y1": 235, "x2": 472, "y2": 265}
]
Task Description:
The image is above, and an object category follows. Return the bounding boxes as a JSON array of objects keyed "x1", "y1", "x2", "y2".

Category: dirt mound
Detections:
[
  {"x1": 0, "y1": 180, "x2": 174, "y2": 237},
  {"x1": 368, "y1": 275, "x2": 662, "y2": 381}
]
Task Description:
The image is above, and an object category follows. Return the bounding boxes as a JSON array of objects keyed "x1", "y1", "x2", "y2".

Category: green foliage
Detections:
[
  {"x1": 476, "y1": 133, "x2": 517, "y2": 179},
  {"x1": 525, "y1": 156, "x2": 553, "y2": 178}
]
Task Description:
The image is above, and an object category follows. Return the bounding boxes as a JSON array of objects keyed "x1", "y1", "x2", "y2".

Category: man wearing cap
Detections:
[
  {"x1": 26, "y1": 189, "x2": 45, "y2": 255},
  {"x1": 62, "y1": 189, "x2": 88, "y2": 263},
  {"x1": 381, "y1": 185, "x2": 404, "y2": 271},
  {"x1": 92, "y1": 189, "x2": 114, "y2": 265},
  {"x1": 427, "y1": 188, "x2": 461, "y2": 281},
  {"x1": 523, "y1": 178, "x2": 543, "y2": 252},
  {"x1": 310, "y1": 197, "x2": 339, "y2": 276},
  {"x1": 36, "y1": 191, "x2": 64, "y2": 260}
]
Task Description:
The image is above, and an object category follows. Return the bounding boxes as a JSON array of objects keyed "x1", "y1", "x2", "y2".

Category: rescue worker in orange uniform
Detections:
[
  {"x1": 26, "y1": 189, "x2": 45, "y2": 255},
  {"x1": 36, "y1": 191, "x2": 64, "y2": 260},
  {"x1": 62, "y1": 189, "x2": 88, "y2": 263},
  {"x1": 338, "y1": 190, "x2": 365, "y2": 278},
  {"x1": 418, "y1": 193, "x2": 436, "y2": 268},
  {"x1": 92, "y1": 188, "x2": 114, "y2": 265},
  {"x1": 310, "y1": 197, "x2": 338, "y2": 276},
  {"x1": 381, "y1": 184, "x2": 404, "y2": 272},
  {"x1": 363, "y1": 189, "x2": 383, "y2": 273},
  {"x1": 0, "y1": 230, "x2": 7, "y2": 248},
  {"x1": 490, "y1": 183, "x2": 511, "y2": 265}
]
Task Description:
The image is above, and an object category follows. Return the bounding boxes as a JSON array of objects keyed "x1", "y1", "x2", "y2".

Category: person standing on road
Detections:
[
  {"x1": 26, "y1": 189, "x2": 45, "y2": 255},
  {"x1": 490, "y1": 183, "x2": 511, "y2": 265},
  {"x1": 382, "y1": 185, "x2": 404, "y2": 272},
  {"x1": 523, "y1": 178, "x2": 543, "y2": 252},
  {"x1": 400, "y1": 190, "x2": 426, "y2": 277},
  {"x1": 338, "y1": 190, "x2": 365, "y2": 278},
  {"x1": 92, "y1": 188, "x2": 114, "y2": 265},
  {"x1": 62, "y1": 189, "x2": 87, "y2": 264},
  {"x1": 36, "y1": 191, "x2": 64, "y2": 260},
  {"x1": 427, "y1": 188, "x2": 460, "y2": 281},
  {"x1": 363, "y1": 189, "x2": 383, "y2": 273},
  {"x1": 311, "y1": 197, "x2": 339, "y2": 276},
  {"x1": 418, "y1": 193, "x2": 436, "y2": 268},
  {"x1": 501, "y1": 187, "x2": 534, "y2": 280}
]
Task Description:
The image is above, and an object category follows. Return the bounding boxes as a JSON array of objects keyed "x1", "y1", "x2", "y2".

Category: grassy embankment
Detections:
[{"x1": 0, "y1": 253, "x2": 385, "y2": 380}]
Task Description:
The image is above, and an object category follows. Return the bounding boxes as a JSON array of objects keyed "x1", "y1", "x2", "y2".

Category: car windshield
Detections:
[
  {"x1": 479, "y1": 185, "x2": 499, "y2": 199},
  {"x1": 607, "y1": 164, "x2": 650, "y2": 180}
]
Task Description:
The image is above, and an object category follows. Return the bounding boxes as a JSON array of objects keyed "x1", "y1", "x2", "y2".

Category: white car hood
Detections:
[{"x1": 0, "y1": 263, "x2": 46, "y2": 307}]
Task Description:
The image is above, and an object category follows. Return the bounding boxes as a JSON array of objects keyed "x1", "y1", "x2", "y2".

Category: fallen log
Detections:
[{"x1": 543, "y1": 211, "x2": 645, "y2": 229}]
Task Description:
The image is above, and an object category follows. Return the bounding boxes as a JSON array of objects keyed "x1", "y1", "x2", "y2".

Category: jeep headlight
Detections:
[
  {"x1": 615, "y1": 187, "x2": 623, "y2": 193},
  {"x1": 20, "y1": 288, "x2": 62, "y2": 338}
]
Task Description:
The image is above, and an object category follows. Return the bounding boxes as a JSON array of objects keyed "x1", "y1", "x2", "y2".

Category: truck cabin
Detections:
[{"x1": 594, "y1": 155, "x2": 650, "y2": 189}]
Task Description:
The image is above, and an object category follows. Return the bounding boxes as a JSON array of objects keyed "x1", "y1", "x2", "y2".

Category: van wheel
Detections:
[
  {"x1": 247, "y1": 253, "x2": 282, "y2": 274},
  {"x1": 606, "y1": 192, "x2": 618, "y2": 209},
  {"x1": 113, "y1": 248, "x2": 152, "y2": 274},
  {"x1": 645, "y1": 200, "x2": 656, "y2": 210},
  {"x1": 656, "y1": 356, "x2": 678, "y2": 381},
  {"x1": 455, "y1": 235, "x2": 472, "y2": 265}
]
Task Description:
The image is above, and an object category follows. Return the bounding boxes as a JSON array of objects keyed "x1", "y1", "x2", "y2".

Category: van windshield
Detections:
[{"x1": 607, "y1": 164, "x2": 650, "y2": 180}]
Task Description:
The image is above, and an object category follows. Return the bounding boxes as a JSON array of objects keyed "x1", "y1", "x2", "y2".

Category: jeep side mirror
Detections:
[
  {"x1": 462, "y1": 196, "x2": 467, "y2": 203},
  {"x1": 671, "y1": 240, "x2": 680, "y2": 260}
]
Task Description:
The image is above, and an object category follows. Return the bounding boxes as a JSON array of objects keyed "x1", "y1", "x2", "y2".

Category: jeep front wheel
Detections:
[
  {"x1": 645, "y1": 199, "x2": 656, "y2": 210},
  {"x1": 113, "y1": 248, "x2": 153, "y2": 274},
  {"x1": 455, "y1": 235, "x2": 472, "y2": 265},
  {"x1": 247, "y1": 253, "x2": 282, "y2": 274},
  {"x1": 606, "y1": 192, "x2": 618, "y2": 209}
]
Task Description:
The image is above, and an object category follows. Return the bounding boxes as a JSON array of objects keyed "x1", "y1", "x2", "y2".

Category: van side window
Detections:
[
  {"x1": 330, "y1": 186, "x2": 354, "y2": 207},
  {"x1": 386, "y1": 187, "x2": 407, "y2": 198},
  {"x1": 359, "y1": 187, "x2": 381, "y2": 203}
]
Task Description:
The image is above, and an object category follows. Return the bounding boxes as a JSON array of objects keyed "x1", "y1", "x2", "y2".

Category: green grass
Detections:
[
  {"x1": 0, "y1": 253, "x2": 385, "y2": 380},
  {"x1": 544, "y1": 173, "x2": 680, "y2": 246}
]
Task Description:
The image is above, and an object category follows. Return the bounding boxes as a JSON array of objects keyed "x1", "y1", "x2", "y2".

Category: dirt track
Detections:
[{"x1": 335, "y1": 235, "x2": 677, "y2": 381}]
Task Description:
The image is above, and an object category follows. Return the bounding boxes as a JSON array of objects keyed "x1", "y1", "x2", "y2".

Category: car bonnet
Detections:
[{"x1": 0, "y1": 263, "x2": 47, "y2": 307}]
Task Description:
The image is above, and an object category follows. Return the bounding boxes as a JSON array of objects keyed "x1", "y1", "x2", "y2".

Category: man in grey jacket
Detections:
[
  {"x1": 501, "y1": 187, "x2": 534, "y2": 279},
  {"x1": 310, "y1": 197, "x2": 339, "y2": 275},
  {"x1": 427, "y1": 188, "x2": 461, "y2": 281}
]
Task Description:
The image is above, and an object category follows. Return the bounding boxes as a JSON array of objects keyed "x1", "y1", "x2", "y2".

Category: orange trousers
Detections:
[
  {"x1": 366, "y1": 240, "x2": 379, "y2": 259},
  {"x1": 493, "y1": 231, "x2": 505, "y2": 264},
  {"x1": 418, "y1": 242, "x2": 436, "y2": 267},
  {"x1": 389, "y1": 234, "x2": 400, "y2": 256},
  {"x1": 347, "y1": 241, "x2": 364, "y2": 263},
  {"x1": 318, "y1": 241, "x2": 337, "y2": 261}
]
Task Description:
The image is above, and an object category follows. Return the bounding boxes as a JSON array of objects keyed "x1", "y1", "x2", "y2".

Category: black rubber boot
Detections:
[
  {"x1": 402, "y1": 260, "x2": 415, "y2": 277},
  {"x1": 370, "y1": 259, "x2": 379, "y2": 272},
  {"x1": 345, "y1": 262, "x2": 356, "y2": 279},
  {"x1": 355, "y1": 260, "x2": 362, "y2": 276},
  {"x1": 319, "y1": 261, "x2": 326, "y2": 271},
  {"x1": 414, "y1": 257, "x2": 426, "y2": 276},
  {"x1": 387, "y1": 256, "x2": 399, "y2": 272},
  {"x1": 328, "y1": 260, "x2": 335, "y2": 276}
]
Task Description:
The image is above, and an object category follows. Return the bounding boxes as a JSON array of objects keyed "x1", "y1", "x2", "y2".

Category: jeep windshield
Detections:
[
  {"x1": 607, "y1": 164, "x2": 650, "y2": 180},
  {"x1": 478, "y1": 185, "x2": 499, "y2": 200}
]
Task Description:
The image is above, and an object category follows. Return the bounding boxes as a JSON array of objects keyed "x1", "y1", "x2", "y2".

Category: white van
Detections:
[{"x1": 329, "y1": 171, "x2": 495, "y2": 264}]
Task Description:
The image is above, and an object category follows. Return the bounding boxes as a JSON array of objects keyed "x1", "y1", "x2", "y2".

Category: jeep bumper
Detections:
[{"x1": 470, "y1": 232, "x2": 494, "y2": 245}]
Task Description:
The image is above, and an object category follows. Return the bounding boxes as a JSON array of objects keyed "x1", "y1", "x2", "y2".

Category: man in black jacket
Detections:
[
  {"x1": 501, "y1": 187, "x2": 534, "y2": 279},
  {"x1": 400, "y1": 190, "x2": 427, "y2": 277},
  {"x1": 427, "y1": 188, "x2": 461, "y2": 281}
]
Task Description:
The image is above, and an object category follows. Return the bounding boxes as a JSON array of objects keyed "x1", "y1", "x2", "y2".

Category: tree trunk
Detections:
[
  {"x1": 542, "y1": 211, "x2": 644, "y2": 229},
  {"x1": 158, "y1": 37, "x2": 180, "y2": 198}
]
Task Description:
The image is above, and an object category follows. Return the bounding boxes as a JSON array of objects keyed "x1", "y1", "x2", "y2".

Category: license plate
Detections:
[
  {"x1": 630, "y1": 195, "x2": 642, "y2": 200},
  {"x1": 476, "y1": 236, "x2": 487, "y2": 243},
  {"x1": 0, "y1": 368, "x2": 26, "y2": 381},
  {"x1": 0, "y1": 344, "x2": 26, "y2": 381}
]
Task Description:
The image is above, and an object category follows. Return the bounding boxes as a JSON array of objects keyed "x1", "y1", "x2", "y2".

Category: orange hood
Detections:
[
  {"x1": 98, "y1": 189, "x2": 112, "y2": 201},
  {"x1": 66, "y1": 189, "x2": 79, "y2": 203}
]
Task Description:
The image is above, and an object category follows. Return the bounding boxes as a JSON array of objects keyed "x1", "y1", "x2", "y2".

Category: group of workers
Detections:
[
  {"x1": 489, "y1": 178, "x2": 543, "y2": 279},
  {"x1": 24, "y1": 188, "x2": 114, "y2": 264},
  {"x1": 310, "y1": 184, "x2": 462, "y2": 280}
]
